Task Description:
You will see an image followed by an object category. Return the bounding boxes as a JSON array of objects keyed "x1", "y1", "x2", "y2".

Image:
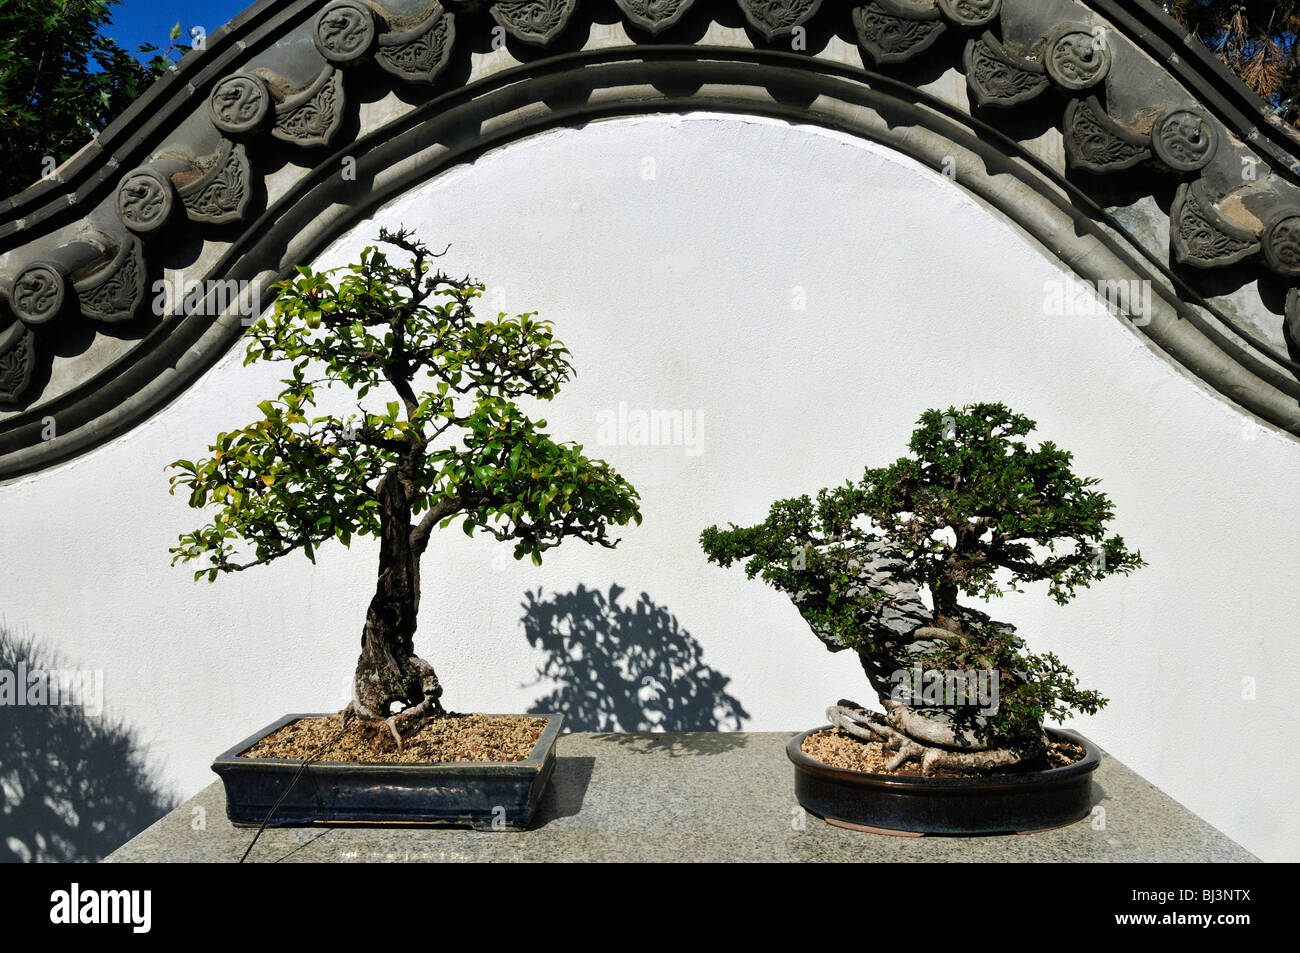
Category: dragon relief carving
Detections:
[
  {"x1": 937, "y1": 0, "x2": 1000, "y2": 28},
  {"x1": 1263, "y1": 213, "x2": 1300, "y2": 277},
  {"x1": 1044, "y1": 24, "x2": 1111, "y2": 91},
  {"x1": 208, "y1": 73, "x2": 271, "y2": 135},
  {"x1": 1152, "y1": 108, "x2": 1218, "y2": 173},
  {"x1": 315, "y1": 0, "x2": 378, "y2": 64},
  {"x1": 115, "y1": 171, "x2": 175, "y2": 233},
  {"x1": 10, "y1": 265, "x2": 65, "y2": 326}
]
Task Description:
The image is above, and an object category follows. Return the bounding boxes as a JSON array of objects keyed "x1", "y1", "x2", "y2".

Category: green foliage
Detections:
[
  {"x1": 169, "y1": 229, "x2": 641, "y2": 581},
  {"x1": 703, "y1": 403, "x2": 1143, "y2": 611},
  {"x1": 699, "y1": 485, "x2": 893, "y2": 654},
  {"x1": 858, "y1": 404, "x2": 1145, "y2": 608},
  {"x1": 900, "y1": 625, "x2": 1110, "y2": 748},
  {"x1": 701, "y1": 403, "x2": 1143, "y2": 744},
  {"x1": 0, "y1": 0, "x2": 185, "y2": 195}
]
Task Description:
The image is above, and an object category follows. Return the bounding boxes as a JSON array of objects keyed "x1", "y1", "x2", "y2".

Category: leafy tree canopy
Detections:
[
  {"x1": 0, "y1": 0, "x2": 185, "y2": 194},
  {"x1": 168, "y1": 230, "x2": 642, "y2": 581},
  {"x1": 703, "y1": 403, "x2": 1144, "y2": 619}
]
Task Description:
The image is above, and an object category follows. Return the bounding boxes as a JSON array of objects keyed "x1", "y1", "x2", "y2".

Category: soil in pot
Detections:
[
  {"x1": 801, "y1": 727, "x2": 1086, "y2": 779},
  {"x1": 240, "y1": 712, "x2": 547, "y2": 764}
]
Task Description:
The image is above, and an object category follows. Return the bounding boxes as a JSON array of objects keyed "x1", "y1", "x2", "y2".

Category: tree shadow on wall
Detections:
[
  {"x1": 522, "y1": 584, "x2": 750, "y2": 739},
  {"x1": 0, "y1": 627, "x2": 177, "y2": 862}
]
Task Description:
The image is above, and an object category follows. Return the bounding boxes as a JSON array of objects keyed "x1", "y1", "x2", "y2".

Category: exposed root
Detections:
[
  {"x1": 385, "y1": 692, "x2": 445, "y2": 754},
  {"x1": 827, "y1": 699, "x2": 1034, "y2": 775},
  {"x1": 349, "y1": 651, "x2": 447, "y2": 752},
  {"x1": 881, "y1": 697, "x2": 989, "y2": 750},
  {"x1": 339, "y1": 692, "x2": 445, "y2": 754}
]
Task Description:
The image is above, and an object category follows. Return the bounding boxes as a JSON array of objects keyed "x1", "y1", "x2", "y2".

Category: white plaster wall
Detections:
[{"x1": 2, "y1": 113, "x2": 1298, "y2": 860}]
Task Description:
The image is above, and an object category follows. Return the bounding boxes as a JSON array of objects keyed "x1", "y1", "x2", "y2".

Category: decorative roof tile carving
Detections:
[
  {"x1": 1152, "y1": 107, "x2": 1218, "y2": 173},
  {"x1": 9, "y1": 263, "x2": 66, "y2": 327},
  {"x1": 615, "y1": 0, "x2": 698, "y2": 34},
  {"x1": 0, "y1": 321, "x2": 35, "y2": 405},
  {"x1": 1263, "y1": 212, "x2": 1300, "y2": 278},
  {"x1": 115, "y1": 169, "x2": 178, "y2": 234},
  {"x1": 271, "y1": 66, "x2": 346, "y2": 147},
  {"x1": 1063, "y1": 96, "x2": 1150, "y2": 173},
  {"x1": 209, "y1": 73, "x2": 272, "y2": 136},
  {"x1": 963, "y1": 32, "x2": 1049, "y2": 108},
  {"x1": 1170, "y1": 180, "x2": 1260, "y2": 269},
  {"x1": 737, "y1": 0, "x2": 824, "y2": 41},
  {"x1": 375, "y1": 4, "x2": 456, "y2": 84},
  {"x1": 1043, "y1": 23, "x2": 1111, "y2": 92},
  {"x1": 314, "y1": 0, "x2": 379, "y2": 64},
  {"x1": 937, "y1": 0, "x2": 999, "y2": 29},
  {"x1": 75, "y1": 236, "x2": 146, "y2": 323},
  {"x1": 853, "y1": 1, "x2": 946, "y2": 66},
  {"x1": 491, "y1": 0, "x2": 580, "y2": 46},
  {"x1": 175, "y1": 141, "x2": 252, "y2": 225}
]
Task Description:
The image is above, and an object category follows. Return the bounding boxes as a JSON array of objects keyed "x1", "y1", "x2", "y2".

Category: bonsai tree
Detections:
[
  {"x1": 168, "y1": 229, "x2": 641, "y2": 748},
  {"x1": 700, "y1": 403, "x2": 1143, "y2": 773}
]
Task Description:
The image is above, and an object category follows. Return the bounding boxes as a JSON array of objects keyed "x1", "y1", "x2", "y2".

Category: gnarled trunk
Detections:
[
  {"x1": 351, "y1": 467, "x2": 443, "y2": 722},
  {"x1": 792, "y1": 540, "x2": 1044, "y2": 773}
]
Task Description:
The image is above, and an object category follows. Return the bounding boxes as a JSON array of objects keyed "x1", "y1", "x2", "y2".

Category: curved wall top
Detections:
[{"x1": 3, "y1": 0, "x2": 1300, "y2": 478}]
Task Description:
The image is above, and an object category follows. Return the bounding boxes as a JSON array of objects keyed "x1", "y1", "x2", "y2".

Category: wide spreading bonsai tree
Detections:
[
  {"x1": 168, "y1": 229, "x2": 641, "y2": 748},
  {"x1": 700, "y1": 403, "x2": 1144, "y2": 773}
]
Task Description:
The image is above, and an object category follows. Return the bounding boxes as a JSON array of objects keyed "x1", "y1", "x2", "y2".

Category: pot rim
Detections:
[
  {"x1": 787, "y1": 724, "x2": 1101, "y2": 792},
  {"x1": 212, "y1": 711, "x2": 563, "y2": 776}
]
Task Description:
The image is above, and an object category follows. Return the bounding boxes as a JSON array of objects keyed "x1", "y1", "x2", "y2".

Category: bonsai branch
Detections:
[{"x1": 409, "y1": 496, "x2": 463, "y2": 554}]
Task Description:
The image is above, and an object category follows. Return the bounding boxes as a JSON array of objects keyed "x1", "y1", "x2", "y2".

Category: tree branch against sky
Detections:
[
  {"x1": 1158, "y1": 0, "x2": 1300, "y2": 124},
  {"x1": 0, "y1": 0, "x2": 241, "y2": 196}
]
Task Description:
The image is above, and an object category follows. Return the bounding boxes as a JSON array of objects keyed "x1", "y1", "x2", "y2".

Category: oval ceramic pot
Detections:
[
  {"x1": 213, "y1": 712, "x2": 562, "y2": 830},
  {"x1": 788, "y1": 725, "x2": 1101, "y2": 835}
]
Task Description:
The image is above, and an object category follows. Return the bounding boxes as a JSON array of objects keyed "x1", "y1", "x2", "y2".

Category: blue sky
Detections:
[{"x1": 108, "y1": 0, "x2": 254, "y2": 56}]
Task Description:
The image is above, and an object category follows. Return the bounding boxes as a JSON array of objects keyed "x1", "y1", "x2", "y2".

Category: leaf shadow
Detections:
[
  {"x1": 0, "y1": 626, "x2": 177, "y2": 862},
  {"x1": 521, "y1": 582, "x2": 750, "y2": 756}
]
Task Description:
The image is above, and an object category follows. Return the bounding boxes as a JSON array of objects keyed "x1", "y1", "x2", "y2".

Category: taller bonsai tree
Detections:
[
  {"x1": 169, "y1": 229, "x2": 641, "y2": 746},
  {"x1": 701, "y1": 403, "x2": 1144, "y2": 773}
]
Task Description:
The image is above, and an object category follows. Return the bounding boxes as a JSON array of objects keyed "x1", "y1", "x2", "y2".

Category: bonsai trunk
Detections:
[
  {"x1": 831, "y1": 573, "x2": 1045, "y2": 774},
  {"x1": 931, "y1": 578, "x2": 963, "y2": 635},
  {"x1": 349, "y1": 467, "x2": 444, "y2": 740}
]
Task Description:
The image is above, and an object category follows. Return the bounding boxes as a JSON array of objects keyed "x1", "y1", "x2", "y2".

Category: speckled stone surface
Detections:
[{"x1": 106, "y1": 733, "x2": 1257, "y2": 863}]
